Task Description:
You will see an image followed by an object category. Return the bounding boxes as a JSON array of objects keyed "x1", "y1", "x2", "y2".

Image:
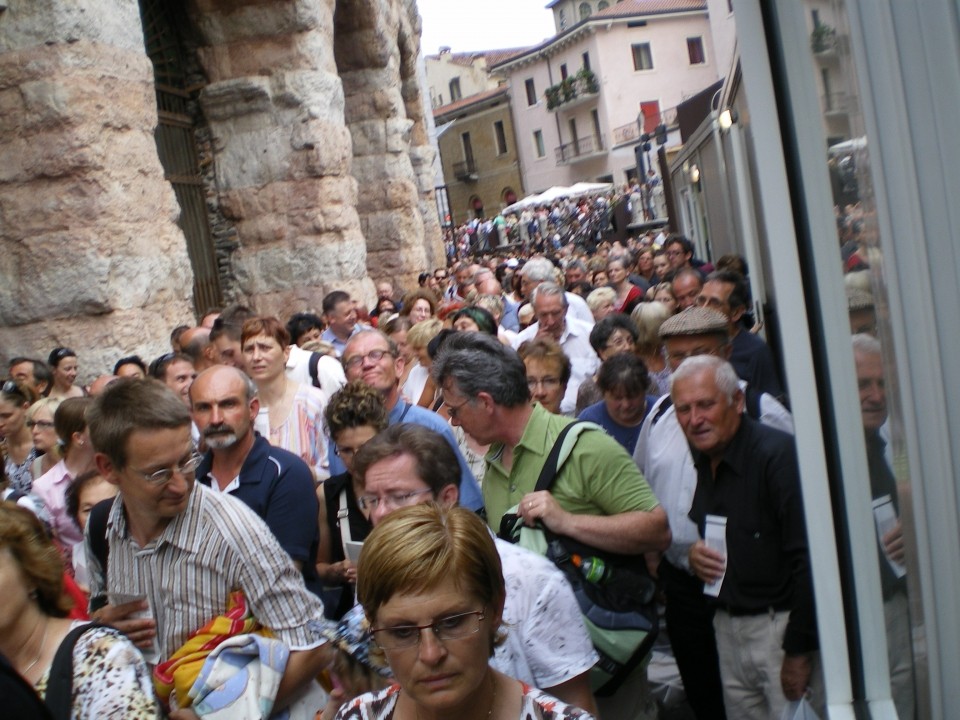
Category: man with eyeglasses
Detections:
[
  {"x1": 190, "y1": 366, "x2": 319, "y2": 579},
  {"x1": 632, "y1": 307, "x2": 792, "y2": 720},
  {"x1": 324, "y1": 329, "x2": 484, "y2": 512},
  {"x1": 697, "y1": 271, "x2": 784, "y2": 400},
  {"x1": 351, "y1": 423, "x2": 599, "y2": 716},
  {"x1": 85, "y1": 379, "x2": 332, "y2": 710}
]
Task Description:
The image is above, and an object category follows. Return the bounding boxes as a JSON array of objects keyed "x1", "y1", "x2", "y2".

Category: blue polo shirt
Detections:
[
  {"x1": 327, "y1": 400, "x2": 484, "y2": 513},
  {"x1": 577, "y1": 395, "x2": 657, "y2": 454},
  {"x1": 197, "y1": 434, "x2": 319, "y2": 567}
]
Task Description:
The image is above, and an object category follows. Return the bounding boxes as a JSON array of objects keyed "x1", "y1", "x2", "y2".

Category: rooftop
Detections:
[{"x1": 433, "y1": 86, "x2": 509, "y2": 120}]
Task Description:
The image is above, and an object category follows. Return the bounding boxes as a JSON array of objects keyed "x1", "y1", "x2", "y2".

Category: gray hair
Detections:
[
  {"x1": 191, "y1": 365, "x2": 258, "y2": 405},
  {"x1": 565, "y1": 259, "x2": 588, "y2": 273},
  {"x1": 520, "y1": 257, "x2": 561, "y2": 284},
  {"x1": 432, "y1": 332, "x2": 531, "y2": 408},
  {"x1": 852, "y1": 333, "x2": 882, "y2": 358},
  {"x1": 531, "y1": 282, "x2": 568, "y2": 308},
  {"x1": 475, "y1": 293, "x2": 504, "y2": 321},
  {"x1": 670, "y1": 355, "x2": 741, "y2": 403}
]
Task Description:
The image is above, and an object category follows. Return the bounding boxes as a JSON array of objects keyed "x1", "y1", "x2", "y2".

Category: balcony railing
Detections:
[
  {"x1": 555, "y1": 135, "x2": 606, "y2": 165},
  {"x1": 545, "y1": 75, "x2": 600, "y2": 112},
  {"x1": 453, "y1": 159, "x2": 478, "y2": 181}
]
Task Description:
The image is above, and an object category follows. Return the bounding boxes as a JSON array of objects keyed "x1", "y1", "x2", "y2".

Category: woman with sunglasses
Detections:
[
  {"x1": 332, "y1": 504, "x2": 594, "y2": 720},
  {"x1": 28, "y1": 397, "x2": 62, "y2": 481},
  {"x1": 46, "y1": 347, "x2": 85, "y2": 400},
  {"x1": 1, "y1": 380, "x2": 40, "y2": 493}
]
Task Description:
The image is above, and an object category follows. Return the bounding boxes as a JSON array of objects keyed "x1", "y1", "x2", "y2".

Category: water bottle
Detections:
[{"x1": 573, "y1": 554, "x2": 613, "y2": 585}]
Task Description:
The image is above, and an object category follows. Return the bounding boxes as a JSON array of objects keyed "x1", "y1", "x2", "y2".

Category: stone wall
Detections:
[
  {"x1": 0, "y1": 0, "x2": 195, "y2": 380},
  {"x1": 0, "y1": 0, "x2": 443, "y2": 377},
  {"x1": 334, "y1": 0, "x2": 442, "y2": 292}
]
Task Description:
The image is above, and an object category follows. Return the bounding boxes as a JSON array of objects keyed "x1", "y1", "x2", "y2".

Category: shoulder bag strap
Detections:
[
  {"x1": 44, "y1": 623, "x2": 105, "y2": 720},
  {"x1": 338, "y1": 487, "x2": 353, "y2": 558}
]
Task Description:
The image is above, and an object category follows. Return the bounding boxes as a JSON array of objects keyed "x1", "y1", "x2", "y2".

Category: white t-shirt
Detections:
[
  {"x1": 494, "y1": 537, "x2": 599, "y2": 688},
  {"x1": 401, "y1": 362, "x2": 430, "y2": 406}
]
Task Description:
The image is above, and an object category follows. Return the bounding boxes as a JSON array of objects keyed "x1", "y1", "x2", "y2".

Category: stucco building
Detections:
[{"x1": 492, "y1": 0, "x2": 721, "y2": 192}]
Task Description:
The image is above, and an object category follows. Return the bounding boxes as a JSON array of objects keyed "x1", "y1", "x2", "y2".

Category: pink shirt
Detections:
[{"x1": 32, "y1": 460, "x2": 84, "y2": 549}]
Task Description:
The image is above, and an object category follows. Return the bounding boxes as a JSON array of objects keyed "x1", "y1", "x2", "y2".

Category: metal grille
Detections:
[{"x1": 139, "y1": 0, "x2": 222, "y2": 315}]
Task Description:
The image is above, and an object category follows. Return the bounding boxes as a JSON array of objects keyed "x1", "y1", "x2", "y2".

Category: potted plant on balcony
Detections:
[
  {"x1": 560, "y1": 77, "x2": 576, "y2": 102},
  {"x1": 811, "y1": 22, "x2": 836, "y2": 52},
  {"x1": 545, "y1": 85, "x2": 561, "y2": 110},
  {"x1": 577, "y1": 67, "x2": 599, "y2": 94}
]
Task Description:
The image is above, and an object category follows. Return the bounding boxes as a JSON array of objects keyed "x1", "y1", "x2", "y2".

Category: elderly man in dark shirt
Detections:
[{"x1": 673, "y1": 355, "x2": 819, "y2": 719}]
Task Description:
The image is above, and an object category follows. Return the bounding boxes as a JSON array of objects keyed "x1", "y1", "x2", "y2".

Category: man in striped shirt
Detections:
[{"x1": 86, "y1": 379, "x2": 331, "y2": 711}]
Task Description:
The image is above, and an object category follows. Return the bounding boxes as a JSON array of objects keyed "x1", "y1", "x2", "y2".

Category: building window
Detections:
[
  {"x1": 598, "y1": 0, "x2": 609, "y2": 9},
  {"x1": 559, "y1": 9, "x2": 567, "y2": 30},
  {"x1": 449, "y1": 77, "x2": 462, "y2": 102},
  {"x1": 582, "y1": 52, "x2": 591, "y2": 71},
  {"x1": 494, "y1": 120, "x2": 508, "y2": 155},
  {"x1": 687, "y1": 37, "x2": 705, "y2": 65},
  {"x1": 525, "y1": 78, "x2": 537, "y2": 106},
  {"x1": 632, "y1": 42, "x2": 653, "y2": 71},
  {"x1": 461, "y1": 132, "x2": 474, "y2": 166},
  {"x1": 533, "y1": 130, "x2": 546, "y2": 158},
  {"x1": 560, "y1": 63, "x2": 569, "y2": 80},
  {"x1": 579, "y1": 2, "x2": 592, "y2": 20}
]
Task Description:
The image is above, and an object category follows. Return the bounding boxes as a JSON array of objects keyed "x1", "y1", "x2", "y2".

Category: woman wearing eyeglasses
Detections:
[
  {"x1": 47, "y1": 347, "x2": 85, "y2": 400},
  {"x1": 331, "y1": 504, "x2": 594, "y2": 720},
  {"x1": 516, "y1": 338, "x2": 570, "y2": 416},
  {"x1": 1, "y1": 379, "x2": 40, "y2": 493},
  {"x1": 33, "y1": 397, "x2": 96, "y2": 553},
  {"x1": 28, "y1": 397, "x2": 62, "y2": 481}
]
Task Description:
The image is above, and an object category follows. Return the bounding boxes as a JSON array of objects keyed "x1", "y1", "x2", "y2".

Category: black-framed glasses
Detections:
[
  {"x1": 132, "y1": 451, "x2": 204, "y2": 485},
  {"x1": 342, "y1": 349, "x2": 394, "y2": 371},
  {"x1": 357, "y1": 488, "x2": 433, "y2": 512},
  {"x1": 27, "y1": 420, "x2": 55, "y2": 430},
  {"x1": 444, "y1": 396, "x2": 473, "y2": 420},
  {"x1": 371, "y1": 609, "x2": 486, "y2": 650}
]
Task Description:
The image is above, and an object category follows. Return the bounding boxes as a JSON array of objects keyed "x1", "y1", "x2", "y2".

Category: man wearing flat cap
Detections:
[{"x1": 632, "y1": 307, "x2": 792, "y2": 720}]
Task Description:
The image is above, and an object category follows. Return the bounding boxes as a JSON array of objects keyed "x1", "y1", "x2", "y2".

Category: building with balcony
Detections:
[
  {"x1": 492, "y1": 0, "x2": 722, "y2": 193},
  {"x1": 433, "y1": 87, "x2": 526, "y2": 225}
]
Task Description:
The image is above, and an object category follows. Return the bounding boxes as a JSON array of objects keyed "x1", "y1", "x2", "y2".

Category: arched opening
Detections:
[
  {"x1": 470, "y1": 195, "x2": 485, "y2": 219},
  {"x1": 579, "y1": 3, "x2": 592, "y2": 21},
  {"x1": 502, "y1": 188, "x2": 518, "y2": 206},
  {"x1": 137, "y1": 0, "x2": 224, "y2": 313}
]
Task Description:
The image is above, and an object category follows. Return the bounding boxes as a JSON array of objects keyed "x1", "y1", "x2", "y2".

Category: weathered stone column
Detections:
[
  {"x1": 334, "y1": 0, "x2": 443, "y2": 290},
  {"x1": 190, "y1": 0, "x2": 374, "y2": 316},
  {"x1": 0, "y1": 0, "x2": 195, "y2": 378}
]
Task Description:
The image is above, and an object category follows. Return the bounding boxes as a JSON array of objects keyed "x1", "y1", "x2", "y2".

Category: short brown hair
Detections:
[
  {"x1": 399, "y1": 289, "x2": 437, "y2": 318},
  {"x1": 325, "y1": 380, "x2": 389, "y2": 440},
  {"x1": 240, "y1": 316, "x2": 291, "y2": 350},
  {"x1": 517, "y1": 336, "x2": 571, "y2": 386},
  {"x1": 356, "y1": 504, "x2": 505, "y2": 655},
  {"x1": 0, "y1": 502, "x2": 73, "y2": 616},
  {"x1": 352, "y1": 424, "x2": 460, "y2": 496},
  {"x1": 54, "y1": 397, "x2": 93, "y2": 453},
  {"x1": 88, "y1": 379, "x2": 191, "y2": 469}
]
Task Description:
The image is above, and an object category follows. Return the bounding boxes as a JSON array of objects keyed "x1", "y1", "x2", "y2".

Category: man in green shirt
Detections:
[{"x1": 433, "y1": 332, "x2": 670, "y2": 560}]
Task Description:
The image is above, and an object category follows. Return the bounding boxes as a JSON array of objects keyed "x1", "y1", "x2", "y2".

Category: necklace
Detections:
[{"x1": 21, "y1": 618, "x2": 50, "y2": 676}]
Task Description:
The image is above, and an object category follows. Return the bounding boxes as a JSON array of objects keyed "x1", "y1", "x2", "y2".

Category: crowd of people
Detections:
[{"x1": 0, "y1": 197, "x2": 911, "y2": 720}]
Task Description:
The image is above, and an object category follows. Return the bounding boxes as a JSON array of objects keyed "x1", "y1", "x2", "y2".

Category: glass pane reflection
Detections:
[{"x1": 808, "y1": 1, "x2": 920, "y2": 717}]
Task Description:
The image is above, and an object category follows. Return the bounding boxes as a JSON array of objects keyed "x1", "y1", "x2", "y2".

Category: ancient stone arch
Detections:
[{"x1": 0, "y1": 0, "x2": 441, "y2": 378}]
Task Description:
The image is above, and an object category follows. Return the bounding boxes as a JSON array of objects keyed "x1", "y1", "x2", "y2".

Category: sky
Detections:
[{"x1": 416, "y1": 0, "x2": 558, "y2": 55}]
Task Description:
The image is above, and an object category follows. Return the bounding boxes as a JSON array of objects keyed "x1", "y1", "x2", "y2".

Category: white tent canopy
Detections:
[{"x1": 503, "y1": 182, "x2": 614, "y2": 215}]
